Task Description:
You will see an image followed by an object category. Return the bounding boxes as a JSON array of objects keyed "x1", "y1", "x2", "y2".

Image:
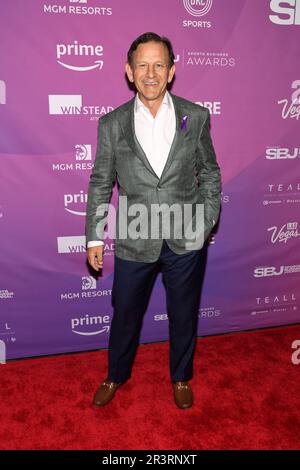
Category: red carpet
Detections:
[{"x1": 1, "y1": 324, "x2": 300, "y2": 450}]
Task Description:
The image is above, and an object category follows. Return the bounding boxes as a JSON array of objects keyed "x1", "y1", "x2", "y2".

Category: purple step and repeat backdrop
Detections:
[{"x1": 0, "y1": 0, "x2": 300, "y2": 360}]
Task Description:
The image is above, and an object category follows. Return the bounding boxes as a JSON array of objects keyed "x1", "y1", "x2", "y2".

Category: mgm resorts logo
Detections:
[
  {"x1": 44, "y1": 0, "x2": 112, "y2": 16},
  {"x1": 76, "y1": 144, "x2": 92, "y2": 161},
  {"x1": 48, "y1": 94, "x2": 113, "y2": 117},
  {"x1": 52, "y1": 144, "x2": 93, "y2": 172},
  {"x1": 61, "y1": 276, "x2": 112, "y2": 300}
]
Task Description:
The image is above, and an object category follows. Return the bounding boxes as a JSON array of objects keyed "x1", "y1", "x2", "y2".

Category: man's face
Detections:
[{"x1": 125, "y1": 41, "x2": 175, "y2": 104}]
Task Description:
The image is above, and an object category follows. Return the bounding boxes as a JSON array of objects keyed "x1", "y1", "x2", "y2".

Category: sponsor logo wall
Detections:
[{"x1": 0, "y1": 0, "x2": 299, "y2": 359}]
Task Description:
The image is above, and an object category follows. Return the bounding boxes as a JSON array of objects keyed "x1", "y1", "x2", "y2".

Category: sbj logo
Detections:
[
  {"x1": 0, "y1": 340, "x2": 6, "y2": 364},
  {"x1": 183, "y1": 0, "x2": 213, "y2": 16},
  {"x1": 56, "y1": 40, "x2": 104, "y2": 72},
  {"x1": 254, "y1": 265, "x2": 300, "y2": 277},
  {"x1": 265, "y1": 147, "x2": 300, "y2": 159},
  {"x1": 0, "y1": 80, "x2": 6, "y2": 105},
  {"x1": 269, "y1": 0, "x2": 300, "y2": 25}
]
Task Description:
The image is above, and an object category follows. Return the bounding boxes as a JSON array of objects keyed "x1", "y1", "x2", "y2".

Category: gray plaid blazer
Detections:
[{"x1": 86, "y1": 92, "x2": 221, "y2": 262}]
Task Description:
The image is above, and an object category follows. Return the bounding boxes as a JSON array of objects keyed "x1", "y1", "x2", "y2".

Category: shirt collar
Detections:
[{"x1": 134, "y1": 90, "x2": 172, "y2": 114}]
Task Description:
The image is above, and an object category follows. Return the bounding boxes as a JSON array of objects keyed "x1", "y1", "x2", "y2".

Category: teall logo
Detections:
[
  {"x1": 0, "y1": 80, "x2": 6, "y2": 105},
  {"x1": 269, "y1": 0, "x2": 300, "y2": 25},
  {"x1": 75, "y1": 144, "x2": 92, "y2": 161},
  {"x1": 56, "y1": 40, "x2": 104, "y2": 72},
  {"x1": 183, "y1": 0, "x2": 213, "y2": 17}
]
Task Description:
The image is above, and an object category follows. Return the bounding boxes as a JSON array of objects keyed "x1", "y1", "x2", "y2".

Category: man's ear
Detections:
[
  {"x1": 125, "y1": 63, "x2": 134, "y2": 83},
  {"x1": 168, "y1": 64, "x2": 176, "y2": 83}
]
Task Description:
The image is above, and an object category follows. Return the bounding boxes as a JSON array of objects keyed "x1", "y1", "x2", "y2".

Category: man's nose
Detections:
[{"x1": 146, "y1": 65, "x2": 155, "y2": 77}]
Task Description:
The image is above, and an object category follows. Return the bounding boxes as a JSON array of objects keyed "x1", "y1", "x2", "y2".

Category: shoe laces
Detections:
[
  {"x1": 175, "y1": 381, "x2": 190, "y2": 389},
  {"x1": 103, "y1": 380, "x2": 117, "y2": 389}
]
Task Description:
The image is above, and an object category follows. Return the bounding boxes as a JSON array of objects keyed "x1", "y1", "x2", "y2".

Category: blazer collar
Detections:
[{"x1": 118, "y1": 92, "x2": 188, "y2": 182}]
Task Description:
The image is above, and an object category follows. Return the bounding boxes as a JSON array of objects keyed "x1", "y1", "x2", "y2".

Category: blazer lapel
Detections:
[
  {"x1": 158, "y1": 93, "x2": 187, "y2": 183},
  {"x1": 118, "y1": 93, "x2": 188, "y2": 182},
  {"x1": 118, "y1": 98, "x2": 159, "y2": 179}
]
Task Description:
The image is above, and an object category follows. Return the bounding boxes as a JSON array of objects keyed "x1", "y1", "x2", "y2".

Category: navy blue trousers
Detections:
[{"x1": 108, "y1": 239, "x2": 206, "y2": 383}]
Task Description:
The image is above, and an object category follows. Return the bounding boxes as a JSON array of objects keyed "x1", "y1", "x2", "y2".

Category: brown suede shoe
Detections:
[
  {"x1": 92, "y1": 379, "x2": 122, "y2": 407},
  {"x1": 173, "y1": 381, "x2": 193, "y2": 409}
]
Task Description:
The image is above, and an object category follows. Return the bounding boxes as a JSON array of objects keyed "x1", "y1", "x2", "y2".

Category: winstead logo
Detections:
[
  {"x1": 49, "y1": 95, "x2": 82, "y2": 115},
  {"x1": 48, "y1": 94, "x2": 113, "y2": 117}
]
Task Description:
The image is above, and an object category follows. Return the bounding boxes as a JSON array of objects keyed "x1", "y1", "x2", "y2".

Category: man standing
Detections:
[{"x1": 86, "y1": 32, "x2": 221, "y2": 409}]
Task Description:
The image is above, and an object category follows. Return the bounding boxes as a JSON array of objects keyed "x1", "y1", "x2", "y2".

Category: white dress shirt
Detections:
[{"x1": 87, "y1": 91, "x2": 176, "y2": 248}]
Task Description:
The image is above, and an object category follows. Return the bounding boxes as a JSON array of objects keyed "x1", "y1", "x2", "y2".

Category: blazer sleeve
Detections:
[
  {"x1": 196, "y1": 108, "x2": 222, "y2": 236},
  {"x1": 85, "y1": 116, "x2": 116, "y2": 244}
]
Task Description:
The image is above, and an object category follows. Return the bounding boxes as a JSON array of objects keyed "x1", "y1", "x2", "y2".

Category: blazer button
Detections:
[{"x1": 157, "y1": 185, "x2": 161, "y2": 190}]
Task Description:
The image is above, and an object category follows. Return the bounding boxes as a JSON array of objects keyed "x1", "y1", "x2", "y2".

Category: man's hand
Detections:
[{"x1": 87, "y1": 245, "x2": 104, "y2": 271}]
